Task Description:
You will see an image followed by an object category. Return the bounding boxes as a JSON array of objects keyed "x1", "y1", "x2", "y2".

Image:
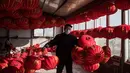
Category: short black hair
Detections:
[{"x1": 64, "y1": 24, "x2": 72, "y2": 28}]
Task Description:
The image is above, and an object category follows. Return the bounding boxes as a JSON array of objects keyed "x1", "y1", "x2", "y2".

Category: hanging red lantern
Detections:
[
  {"x1": 71, "y1": 46, "x2": 85, "y2": 65},
  {"x1": 0, "y1": 10, "x2": 6, "y2": 18},
  {"x1": 80, "y1": 30, "x2": 88, "y2": 36},
  {"x1": 0, "y1": 0, "x2": 23, "y2": 11},
  {"x1": 74, "y1": 13, "x2": 91, "y2": 24},
  {"x1": 0, "y1": 18, "x2": 18, "y2": 29},
  {"x1": 70, "y1": 30, "x2": 81, "y2": 37},
  {"x1": 78, "y1": 35, "x2": 96, "y2": 48},
  {"x1": 55, "y1": 17, "x2": 65, "y2": 27},
  {"x1": 66, "y1": 13, "x2": 90, "y2": 24},
  {"x1": 86, "y1": 29, "x2": 95, "y2": 37},
  {"x1": 87, "y1": 8, "x2": 104, "y2": 20},
  {"x1": 22, "y1": 8, "x2": 42, "y2": 18},
  {"x1": 15, "y1": 17, "x2": 29, "y2": 30},
  {"x1": 30, "y1": 16, "x2": 45, "y2": 29},
  {"x1": 42, "y1": 16, "x2": 56, "y2": 28},
  {"x1": 21, "y1": 0, "x2": 39, "y2": 10},
  {"x1": 84, "y1": 45, "x2": 104, "y2": 65},
  {"x1": 101, "y1": 2, "x2": 117, "y2": 15},
  {"x1": 114, "y1": 25, "x2": 130, "y2": 39},
  {"x1": 115, "y1": 0, "x2": 130, "y2": 10},
  {"x1": 100, "y1": 26, "x2": 115, "y2": 39},
  {"x1": 92, "y1": 27, "x2": 102, "y2": 38},
  {"x1": 7, "y1": 10, "x2": 23, "y2": 19},
  {"x1": 101, "y1": 46, "x2": 111, "y2": 63}
]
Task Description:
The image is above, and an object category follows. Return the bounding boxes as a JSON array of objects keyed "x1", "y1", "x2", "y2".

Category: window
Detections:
[
  {"x1": 34, "y1": 28, "x2": 54, "y2": 37},
  {"x1": 109, "y1": 38, "x2": 121, "y2": 56},
  {"x1": 109, "y1": 9, "x2": 121, "y2": 26},
  {"x1": 78, "y1": 22, "x2": 85, "y2": 30},
  {"x1": 44, "y1": 28, "x2": 54, "y2": 37},
  {"x1": 87, "y1": 20, "x2": 94, "y2": 29},
  {"x1": 34, "y1": 29, "x2": 44, "y2": 36}
]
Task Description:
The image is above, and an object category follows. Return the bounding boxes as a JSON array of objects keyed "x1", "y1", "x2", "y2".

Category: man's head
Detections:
[{"x1": 64, "y1": 24, "x2": 72, "y2": 34}]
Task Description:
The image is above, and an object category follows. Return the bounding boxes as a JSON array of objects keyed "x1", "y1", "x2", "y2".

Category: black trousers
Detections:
[{"x1": 56, "y1": 56, "x2": 73, "y2": 73}]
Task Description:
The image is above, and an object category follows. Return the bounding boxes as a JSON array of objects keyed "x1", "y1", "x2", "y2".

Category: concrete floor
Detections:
[{"x1": 35, "y1": 63, "x2": 92, "y2": 73}]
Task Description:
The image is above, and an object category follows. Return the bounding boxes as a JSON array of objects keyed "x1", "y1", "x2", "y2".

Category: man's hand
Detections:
[{"x1": 42, "y1": 44, "x2": 49, "y2": 49}]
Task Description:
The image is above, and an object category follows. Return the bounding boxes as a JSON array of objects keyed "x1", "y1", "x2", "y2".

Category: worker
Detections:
[{"x1": 43, "y1": 24, "x2": 78, "y2": 73}]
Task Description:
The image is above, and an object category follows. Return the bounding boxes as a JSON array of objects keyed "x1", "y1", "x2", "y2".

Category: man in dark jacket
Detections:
[{"x1": 43, "y1": 24, "x2": 78, "y2": 73}]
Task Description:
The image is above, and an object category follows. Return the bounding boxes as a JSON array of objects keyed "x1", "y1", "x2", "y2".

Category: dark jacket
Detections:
[{"x1": 47, "y1": 33, "x2": 78, "y2": 58}]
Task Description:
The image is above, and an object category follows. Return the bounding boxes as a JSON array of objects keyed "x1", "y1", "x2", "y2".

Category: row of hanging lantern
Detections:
[
  {"x1": 0, "y1": 0, "x2": 130, "y2": 29},
  {"x1": 70, "y1": 24, "x2": 130, "y2": 39},
  {"x1": 0, "y1": 0, "x2": 66, "y2": 29},
  {"x1": 66, "y1": 0, "x2": 130, "y2": 24}
]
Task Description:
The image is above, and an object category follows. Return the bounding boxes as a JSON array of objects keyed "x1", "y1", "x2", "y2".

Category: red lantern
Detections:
[
  {"x1": 82, "y1": 63, "x2": 100, "y2": 72},
  {"x1": 15, "y1": 17, "x2": 29, "y2": 30},
  {"x1": 72, "y1": 46, "x2": 85, "y2": 65},
  {"x1": 42, "y1": 16, "x2": 56, "y2": 28},
  {"x1": 21, "y1": 0, "x2": 39, "y2": 10},
  {"x1": 114, "y1": 25, "x2": 130, "y2": 39},
  {"x1": 87, "y1": 9, "x2": 104, "y2": 20},
  {"x1": 30, "y1": 16, "x2": 45, "y2": 29},
  {"x1": 100, "y1": 27, "x2": 115, "y2": 39},
  {"x1": 84, "y1": 45, "x2": 104, "y2": 65},
  {"x1": 7, "y1": 10, "x2": 23, "y2": 19},
  {"x1": 22, "y1": 8, "x2": 42, "y2": 18},
  {"x1": 0, "y1": 10, "x2": 6, "y2": 18},
  {"x1": 78, "y1": 35, "x2": 96, "y2": 48},
  {"x1": 24, "y1": 56, "x2": 41, "y2": 70},
  {"x1": 55, "y1": 17, "x2": 65, "y2": 27},
  {"x1": 101, "y1": 2, "x2": 117, "y2": 15},
  {"x1": 0, "y1": 0, "x2": 23, "y2": 11},
  {"x1": 41, "y1": 55, "x2": 59, "y2": 70},
  {"x1": 92, "y1": 27, "x2": 102, "y2": 38},
  {"x1": 101, "y1": 46, "x2": 111, "y2": 63},
  {"x1": 70, "y1": 30, "x2": 81, "y2": 37},
  {"x1": 9, "y1": 60, "x2": 22, "y2": 69},
  {"x1": 0, "y1": 58, "x2": 8, "y2": 70},
  {"x1": 80, "y1": 30, "x2": 88, "y2": 36},
  {"x1": 115, "y1": 0, "x2": 130, "y2": 10},
  {"x1": 1, "y1": 66, "x2": 19, "y2": 73}
]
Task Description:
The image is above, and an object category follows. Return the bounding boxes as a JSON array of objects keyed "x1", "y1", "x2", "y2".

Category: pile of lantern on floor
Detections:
[
  {"x1": 72, "y1": 35, "x2": 111, "y2": 72},
  {"x1": 0, "y1": 44, "x2": 58, "y2": 73}
]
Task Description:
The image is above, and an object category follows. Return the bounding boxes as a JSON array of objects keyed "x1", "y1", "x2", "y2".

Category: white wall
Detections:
[{"x1": 0, "y1": 27, "x2": 62, "y2": 50}]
